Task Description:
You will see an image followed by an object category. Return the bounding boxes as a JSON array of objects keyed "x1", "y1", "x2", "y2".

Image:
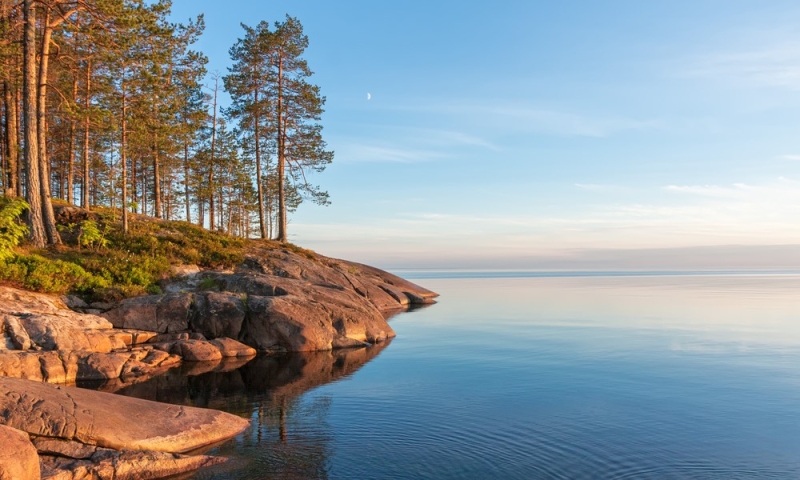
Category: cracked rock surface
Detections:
[{"x1": 105, "y1": 247, "x2": 439, "y2": 352}]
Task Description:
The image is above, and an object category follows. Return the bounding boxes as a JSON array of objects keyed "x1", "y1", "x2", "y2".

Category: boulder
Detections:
[
  {"x1": 75, "y1": 351, "x2": 132, "y2": 380},
  {"x1": 62, "y1": 295, "x2": 89, "y2": 310},
  {"x1": 0, "y1": 377, "x2": 249, "y2": 453},
  {"x1": 89, "y1": 302, "x2": 115, "y2": 312},
  {"x1": 170, "y1": 339, "x2": 223, "y2": 362},
  {"x1": 155, "y1": 293, "x2": 194, "y2": 333},
  {"x1": 209, "y1": 337, "x2": 257, "y2": 357},
  {"x1": 192, "y1": 292, "x2": 247, "y2": 339},
  {"x1": 101, "y1": 295, "x2": 159, "y2": 331},
  {"x1": 0, "y1": 425, "x2": 40, "y2": 480}
]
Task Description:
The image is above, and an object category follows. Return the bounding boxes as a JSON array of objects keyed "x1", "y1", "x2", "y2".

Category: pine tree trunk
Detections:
[
  {"x1": 37, "y1": 8, "x2": 61, "y2": 245},
  {"x1": 276, "y1": 57, "x2": 287, "y2": 243},
  {"x1": 23, "y1": 0, "x2": 45, "y2": 247},
  {"x1": 142, "y1": 160, "x2": 147, "y2": 215},
  {"x1": 276, "y1": 55, "x2": 287, "y2": 243},
  {"x1": 267, "y1": 178, "x2": 272, "y2": 239},
  {"x1": 0, "y1": 104, "x2": 5, "y2": 194},
  {"x1": 3, "y1": 82, "x2": 18, "y2": 197},
  {"x1": 14, "y1": 86, "x2": 21, "y2": 197},
  {"x1": 67, "y1": 75, "x2": 77, "y2": 204},
  {"x1": 131, "y1": 156, "x2": 137, "y2": 213},
  {"x1": 153, "y1": 136, "x2": 161, "y2": 218},
  {"x1": 82, "y1": 59, "x2": 91, "y2": 210},
  {"x1": 254, "y1": 90, "x2": 267, "y2": 239},
  {"x1": 208, "y1": 78, "x2": 218, "y2": 231},
  {"x1": 120, "y1": 81, "x2": 128, "y2": 233},
  {"x1": 183, "y1": 142, "x2": 191, "y2": 223}
]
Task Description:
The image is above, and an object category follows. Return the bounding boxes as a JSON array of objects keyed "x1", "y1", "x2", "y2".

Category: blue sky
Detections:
[{"x1": 169, "y1": 1, "x2": 800, "y2": 269}]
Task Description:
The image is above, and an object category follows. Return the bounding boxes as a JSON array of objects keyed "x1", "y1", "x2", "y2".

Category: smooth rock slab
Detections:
[
  {"x1": 0, "y1": 424, "x2": 40, "y2": 480},
  {"x1": 0, "y1": 377, "x2": 249, "y2": 453}
]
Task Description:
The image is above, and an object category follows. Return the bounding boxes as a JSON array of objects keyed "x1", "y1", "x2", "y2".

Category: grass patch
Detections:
[
  {"x1": 0, "y1": 197, "x2": 323, "y2": 302},
  {"x1": 0, "y1": 197, "x2": 248, "y2": 301}
]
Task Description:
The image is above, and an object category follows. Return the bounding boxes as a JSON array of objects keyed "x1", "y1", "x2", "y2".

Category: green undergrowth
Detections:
[{"x1": 0, "y1": 198, "x2": 254, "y2": 301}]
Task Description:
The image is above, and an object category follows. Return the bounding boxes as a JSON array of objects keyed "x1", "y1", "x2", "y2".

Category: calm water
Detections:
[{"x1": 108, "y1": 273, "x2": 800, "y2": 479}]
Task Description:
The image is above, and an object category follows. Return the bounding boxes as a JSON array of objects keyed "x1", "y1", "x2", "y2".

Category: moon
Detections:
[{"x1": 367, "y1": 93, "x2": 371, "y2": 100}]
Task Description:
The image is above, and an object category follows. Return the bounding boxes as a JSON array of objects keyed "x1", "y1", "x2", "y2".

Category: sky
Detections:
[{"x1": 169, "y1": 1, "x2": 800, "y2": 270}]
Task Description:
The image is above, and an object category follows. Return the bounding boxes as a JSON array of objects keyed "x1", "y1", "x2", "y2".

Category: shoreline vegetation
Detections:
[{"x1": 0, "y1": 3, "x2": 434, "y2": 477}]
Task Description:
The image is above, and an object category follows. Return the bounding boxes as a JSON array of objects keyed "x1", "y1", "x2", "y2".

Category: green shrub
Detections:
[
  {"x1": 0, "y1": 254, "x2": 109, "y2": 295},
  {"x1": 78, "y1": 219, "x2": 109, "y2": 250},
  {"x1": 0, "y1": 196, "x2": 29, "y2": 261}
]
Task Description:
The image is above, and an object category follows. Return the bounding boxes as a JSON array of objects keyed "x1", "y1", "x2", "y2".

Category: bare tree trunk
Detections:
[
  {"x1": 276, "y1": 55, "x2": 287, "y2": 243},
  {"x1": 23, "y1": 0, "x2": 45, "y2": 246},
  {"x1": 37, "y1": 7, "x2": 61, "y2": 245},
  {"x1": 82, "y1": 59, "x2": 91, "y2": 210},
  {"x1": 254, "y1": 90, "x2": 267, "y2": 239},
  {"x1": 3, "y1": 82, "x2": 18, "y2": 197}
]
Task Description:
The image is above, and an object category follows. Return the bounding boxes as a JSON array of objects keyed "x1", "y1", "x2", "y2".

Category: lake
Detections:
[{"x1": 107, "y1": 272, "x2": 800, "y2": 479}]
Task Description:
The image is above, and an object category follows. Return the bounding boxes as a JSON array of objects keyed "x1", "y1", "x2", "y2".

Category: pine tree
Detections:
[
  {"x1": 224, "y1": 22, "x2": 271, "y2": 238},
  {"x1": 266, "y1": 16, "x2": 332, "y2": 242},
  {"x1": 225, "y1": 16, "x2": 332, "y2": 243}
]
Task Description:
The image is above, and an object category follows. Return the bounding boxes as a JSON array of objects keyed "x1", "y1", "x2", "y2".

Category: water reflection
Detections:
[
  {"x1": 99, "y1": 343, "x2": 390, "y2": 479},
  {"x1": 86, "y1": 275, "x2": 800, "y2": 479}
]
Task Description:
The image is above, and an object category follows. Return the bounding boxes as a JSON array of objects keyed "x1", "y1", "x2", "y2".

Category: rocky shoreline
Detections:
[{"x1": 0, "y1": 246, "x2": 436, "y2": 478}]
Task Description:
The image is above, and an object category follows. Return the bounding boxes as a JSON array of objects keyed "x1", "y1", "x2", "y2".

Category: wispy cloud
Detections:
[
  {"x1": 384, "y1": 101, "x2": 658, "y2": 138},
  {"x1": 332, "y1": 125, "x2": 500, "y2": 163},
  {"x1": 333, "y1": 143, "x2": 450, "y2": 163},
  {"x1": 678, "y1": 40, "x2": 800, "y2": 90},
  {"x1": 781, "y1": 154, "x2": 800, "y2": 161}
]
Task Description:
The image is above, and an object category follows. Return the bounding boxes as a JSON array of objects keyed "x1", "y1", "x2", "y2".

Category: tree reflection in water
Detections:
[{"x1": 86, "y1": 342, "x2": 391, "y2": 479}]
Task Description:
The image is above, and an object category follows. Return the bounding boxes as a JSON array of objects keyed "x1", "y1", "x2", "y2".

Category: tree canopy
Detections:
[{"x1": 0, "y1": 1, "x2": 331, "y2": 243}]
